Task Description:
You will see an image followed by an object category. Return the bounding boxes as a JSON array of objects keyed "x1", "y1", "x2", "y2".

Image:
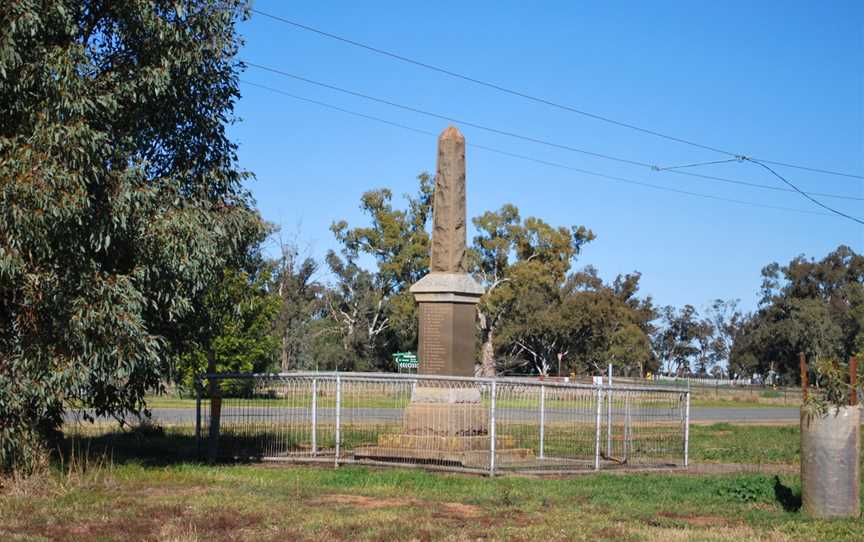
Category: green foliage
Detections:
[
  {"x1": 325, "y1": 174, "x2": 659, "y2": 377},
  {"x1": 174, "y1": 267, "x2": 280, "y2": 389},
  {"x1": 468, "y1": 205, "x2": 597, "y2": 375},
  {"x1": 0, "y1": 0, "x2": 256, "y2": 472},
  {"x1": 498, "y1": 266, "x2": 658, "y2": 376},
  {"x1": 272, "y1": 238, "x2": 324, "y2": 371},
  {"x1": 803, "y1": 357, "x2": 864, "y2": 415},
  {"x1": 732, "y1": 245, "x2": 863, "y2": 381},
  {"x1": 324, "y1": 173, "x2": 433, "y2": 369},
  {"x1": 715, "y1": 475, "x2": 775, "y2": 502}
]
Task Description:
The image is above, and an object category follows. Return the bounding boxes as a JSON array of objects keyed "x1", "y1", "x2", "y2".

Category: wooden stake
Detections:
[
  {"x1": 800, "y1": 352, "x2": 808, "y2": 402},
  {"x1": 850, "y1": 356, "x2": 858, "y2": 407}
]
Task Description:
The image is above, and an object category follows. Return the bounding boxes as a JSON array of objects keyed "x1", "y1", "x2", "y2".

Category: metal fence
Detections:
[{"x1": 196, "y1": 372, "x2": 690, "y2": 476}]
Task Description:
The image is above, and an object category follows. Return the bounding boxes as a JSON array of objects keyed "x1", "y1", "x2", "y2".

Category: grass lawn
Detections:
[
  {"x1": 1, "y1": 422, "x2": 861, "y2": 541},
  {"x1": 690, "y1": 423, "x2": 802, "y2": 464},
  {"x1": 1, "y1": 462, "x2": 859, "y2": 541}
]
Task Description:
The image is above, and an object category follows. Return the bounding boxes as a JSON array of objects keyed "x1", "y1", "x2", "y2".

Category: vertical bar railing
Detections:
[
  {"x1": 594, "y1": 384, "x2": 602, "y2": 470},
  {"x1": 606, "y1": 365, "x2": 613, "y2": 459},
  {"x1": 311, "y1": 377, "x2": 318, "y2": 456},
  {"x1": 623, "y1": 390, "x2": 631, "y2": 463},
  {"x1": 489, "y1": 380, "x2": 497, "y2": 477},
  {"x1": 684, "y1": 386, "x2": 691, "y2": 468},
  {"x1": 539, "y1": 384, "x2": 546, "y2": 460},
  {"x1": 334, "y1": 373, "x2": 342, "y2": 467},
  {"x1": 206, "y1": 375, "x2": 221, "y2": 464},
  {"x1": 195, "y1": 378, "x2": 202, "y2": 458}
]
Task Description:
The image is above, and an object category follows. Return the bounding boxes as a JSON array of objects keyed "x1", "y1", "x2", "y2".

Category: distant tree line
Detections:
[{"x1": 186, "y1": 174, "x2": 863, "y2": 386}]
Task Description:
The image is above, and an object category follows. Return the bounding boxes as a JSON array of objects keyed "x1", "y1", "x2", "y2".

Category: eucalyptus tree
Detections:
[
  {"x1": 468, "y1": 208, "x2": 595, "y2": 376},
  {"x1": 325, "y1": 173, "x2": 434, "y2": 368},
  {"x1": 732, "y1": 245, "x2": 862, "y2": 382},
  {"x1": 0, "y1": 1, "x2": 257, "y2": 471},
  {"x1": 273, "y1": 238, "x2": 323, "y2": 371}
]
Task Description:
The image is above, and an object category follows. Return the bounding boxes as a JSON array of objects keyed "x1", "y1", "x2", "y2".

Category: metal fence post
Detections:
[
  {"x1": 489, "y1": 380, "x2": 497, "y2": 477},
  {"x1": 539, "y1": 384, "x2": 546, "y2": 460},
  {"x1": 206, "y1": 374, "x2": 221, "y2": 464},
  {"x1": 594, "y1": 383, "x2": 602, "y2": 470},
  {"x1": 684, "y1": 385, "x2": 691, "y2": 468},
  {"x1": 623, "y1": 391, "x2": 631, "y2": 463},
  {"x1": 606, "y1": 364, "x2": 613, "y2": 458},
  {"x1": 195, "y1": 378, "x2": 202, "y2": 458},
  {"x1": 311, "y1": 377, "x2": 318, "y2": 456},
  {"x1": 334, "y1": 373, "x2": 341, "y2": 467}
]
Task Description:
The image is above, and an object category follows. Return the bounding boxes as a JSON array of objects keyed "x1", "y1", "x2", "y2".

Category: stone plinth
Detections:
[
  {"x1": 410, "y1": 273, "x2": 483, "y2": 377},
  {"x1": 403, "y1": 387, "x2": 487, "y2": 436}
]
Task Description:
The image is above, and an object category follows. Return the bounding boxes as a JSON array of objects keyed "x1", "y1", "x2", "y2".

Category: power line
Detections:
[
  {"x1": 661, "y1": 168, "x2": 862, "y2": 202},
  {"x1": 244, "y1": 61, "x2": 651, "y2": 169},
  {"x1": 249, "y1": 7, "x2": 864, "y2": 182},
  {"x1": 742, "y1": 159, "x2": 864, "y2": 225},
  {"x1": 241, "y1": 63, "x2": 863, "y2": 203},
  {"x1": 654, "y1": 159, "x2": 742, "y2": 171},
  {"x1": 239, "y1": 79, "x2": 836, "y2": 218}
]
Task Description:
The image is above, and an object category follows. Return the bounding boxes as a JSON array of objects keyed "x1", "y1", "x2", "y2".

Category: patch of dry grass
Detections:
[{"x1": 1, "y1": 425, "x2": 861, "y2": 541}]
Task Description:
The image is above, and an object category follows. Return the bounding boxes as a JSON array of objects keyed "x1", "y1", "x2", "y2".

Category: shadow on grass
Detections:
[
  {"x1": 58, "y1": 425, "x2": 202, "y2": 467},
  {"x1": 58, "y1": 425, "x2": 284, "y2": 468},
  {"x1": 773, "y1": 475, "x2": 802, "y2": 512}
]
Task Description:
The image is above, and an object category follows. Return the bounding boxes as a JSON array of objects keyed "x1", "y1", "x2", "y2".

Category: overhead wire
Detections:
[
  {"x1": 249, "y1": 7, "x2": 864, "y2": 182},
  {"x1": 742, "y1": 159, "x2": 864, "y2": 225},
  {"x1": 239, "y1": 79, "x2": 837, "y2": 218},
  {"x1": 653, "y1": 159, "x2": 742, "y2": 171},
  {"x1": 243, "y1": 61, "x2": 650, "y2": 169},
  {"x1": 241, "y1": 63, "x2": 864, "y2": 204}
]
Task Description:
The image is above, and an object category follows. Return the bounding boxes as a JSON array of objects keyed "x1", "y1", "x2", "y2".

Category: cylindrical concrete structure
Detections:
[{"x1": 800, "y1": 406, "x2": 861, "y2": 518}]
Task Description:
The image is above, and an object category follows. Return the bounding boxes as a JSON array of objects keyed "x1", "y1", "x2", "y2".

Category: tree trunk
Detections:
[
  {"x1": 281, "y1": 331, "x2": 289, "y2": 372},
  {"x1": 478, "y1": 322, "x2": 496, "y2": 377},
  {"x1": 206, "y1": 349, "x2": 221, "y2": 463}
]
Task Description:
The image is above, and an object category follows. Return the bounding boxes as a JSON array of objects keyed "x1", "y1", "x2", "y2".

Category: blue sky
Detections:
[{"x1": 230, "y1": 1, "x2": 863, "y2": 314}]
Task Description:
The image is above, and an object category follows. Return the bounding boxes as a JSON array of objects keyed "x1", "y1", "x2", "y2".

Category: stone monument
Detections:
[
  {"x1": 354, "y1": 127, "x2": 530, "y2": 468},
  {"x1": 410, "y1": 125, "x2": 484, "y2": 377}
]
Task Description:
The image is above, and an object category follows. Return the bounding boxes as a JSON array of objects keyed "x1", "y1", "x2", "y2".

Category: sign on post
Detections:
[{"x1": 393, "y1": 352, "x2": 418, "y2": 372}]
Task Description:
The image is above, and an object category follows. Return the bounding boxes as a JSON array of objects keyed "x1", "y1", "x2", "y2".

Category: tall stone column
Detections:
[
  {"x1": 354, "y1": 127, "x2": 530, "y2": 467},
  {"x1": 402, "y1": 126, "x2": 485, "y2": 437},
  {"x1": 410, "y1": 126, "x2": 484, "y2": 378}
]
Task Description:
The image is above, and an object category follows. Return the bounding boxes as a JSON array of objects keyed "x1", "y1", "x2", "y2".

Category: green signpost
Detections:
[{"x1": 393, "y1": 352, "x2": 418, "y2": 372}]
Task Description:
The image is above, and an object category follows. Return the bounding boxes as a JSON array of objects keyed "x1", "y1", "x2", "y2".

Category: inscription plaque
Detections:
[
  {"x1": 417, "y1": 302, "x2": 477, "y2": 377},
  {"x1": 419, "y1": 304, "x2": 448, "y2": 374}
]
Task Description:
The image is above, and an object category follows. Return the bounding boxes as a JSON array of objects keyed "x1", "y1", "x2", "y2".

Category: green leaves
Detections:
[
  {"x1": 0, "y1": 0, "x2": 256, "y2": 472},
  {"x1": 468, "y1": 205, "x2": 603, "y2": 375},
  {"x1": 733, "y1": 245, "x2": 862, "y2": 383}
]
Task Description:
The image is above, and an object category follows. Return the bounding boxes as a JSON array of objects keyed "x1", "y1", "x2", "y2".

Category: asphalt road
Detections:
[{"x1": 79, "y1": 406, "x2": 801, "y2": 425}]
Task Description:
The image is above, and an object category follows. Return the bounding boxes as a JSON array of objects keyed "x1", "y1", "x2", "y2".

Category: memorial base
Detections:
[
  {"x1": 353, "y1": 441, "x2": 532, "y2": 470},
  {"x1": 352, "y1": 386, "x2": 533, "y2": 469}
]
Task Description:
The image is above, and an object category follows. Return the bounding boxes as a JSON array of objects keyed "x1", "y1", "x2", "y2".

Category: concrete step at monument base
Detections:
[
  {"x1": 377, "y1": 433, "x2": 515, "y2": 451},
  {"x1": 352, "y1": 445, "x2": 534, "y2": 469}
]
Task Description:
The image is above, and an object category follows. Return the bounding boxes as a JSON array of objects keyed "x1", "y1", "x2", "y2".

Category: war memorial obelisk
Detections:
[
  {"x1": 354, "y1": 127, "x2": 530, "y2": 468},
  {"x1": 410, "y1": 125, "x2": 484, "y2": 377}
]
